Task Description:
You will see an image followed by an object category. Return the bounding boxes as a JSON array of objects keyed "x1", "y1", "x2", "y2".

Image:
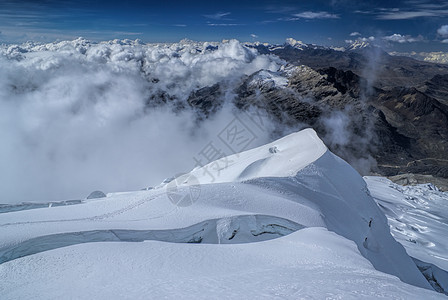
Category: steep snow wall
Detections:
[
  {"x1": 158, "y1": 128, "x2": 433, "y2": 289},
  {"x1": 0, "y1": 127, "x2": 433, "y2": 291}
]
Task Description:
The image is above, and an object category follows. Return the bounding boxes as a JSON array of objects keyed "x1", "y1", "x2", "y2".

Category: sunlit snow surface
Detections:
[
  {"x1": 366, "y1": 176, "x2": 448, "y2": 292},
  {"x1": 1, "y1": 229, "x2": 442, "y2": 300},
  {"x1": 366, "y1": 177, "x2": 448, "y2": 271},
  {"x1": 0, "y1": 129, "x2": 444, "y2": 299}
]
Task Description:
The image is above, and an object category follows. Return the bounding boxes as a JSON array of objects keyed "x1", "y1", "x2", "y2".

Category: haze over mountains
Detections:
[
  {"x1": 2, "y1": 37, "x2": 447, "y2": 203},
  {"x1": 3, "y1": 0, "x2": 448, "y2": 297}
]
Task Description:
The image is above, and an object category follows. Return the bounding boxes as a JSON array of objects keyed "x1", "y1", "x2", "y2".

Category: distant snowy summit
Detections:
[
  {"x1": 389, "y1": 50, "x2": 448, "y2": 64},
  {"x1": 1, "y1": 36, "x2": 375, "y2": 60},
  {"x1": 285, "y1": 37, "x2": 309, "y2": 50},
  {"x1": 345, "y1": 40, "x2": 371, "y2": 51},
  {"x1": 247, "y1": 37, "x2": 375, "y2": 53}
]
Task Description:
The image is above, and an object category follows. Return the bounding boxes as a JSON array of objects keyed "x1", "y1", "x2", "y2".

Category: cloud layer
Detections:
[
  {"x1": 292, "y1": 11, "x2": 339, "y2": 19},
  {"x1": 383, "y1": 33, "x2": 424, "y2": 43},
  {"x1": 0, "y1": 38, "x2": 283, "y2": 203},
  {"x1": 438, "y1": 25, "x2": 448, "y2": 36}
]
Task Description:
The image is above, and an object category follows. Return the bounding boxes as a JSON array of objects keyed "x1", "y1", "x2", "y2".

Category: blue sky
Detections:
[{"x1": 1, "y1": 0, "x2": 448, "y2": 51}]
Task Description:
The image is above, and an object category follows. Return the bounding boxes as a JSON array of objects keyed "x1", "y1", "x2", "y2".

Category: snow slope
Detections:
[
  {"x1": 366, "y1": 176, "x2": 448, "y2": 271},
  {"x1": 366, "y1": 176, "x2": 448, "y2": 293},
  {"x1": 1, "y1": 229, "x2": 442, "y2": 299},
  {"x1": 0, "y1": 129, "x2": 442, "y2": 298}
]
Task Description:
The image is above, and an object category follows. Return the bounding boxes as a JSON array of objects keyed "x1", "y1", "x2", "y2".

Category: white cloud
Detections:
[
  {"x1": 355, "y1": 5, "x2": 448, "y2": 20},
  {"x1": 207, "y1": 23, "x2": 242, "y2": 26},
  {"x1": 377, "y1": 10, "x2": 438, "y2": 19},
  {"x1": 350, "y1": 32, "x2": 361, "y2": 36},
  {"x1": 0, "y1": 38, "x2": 284, "y2": 204},
  {"x1": 251, "y1": 34, "x2": 258, "y2": 38},
  {"x1": 437, "y1": 25, "x2": 448, "y2": 36},
  {"x1": 383, "y1": 33, "x2": 424, "y2": 43},
  {"x1": 292, "y1": 11, "x2": 339, "y2": 19},
  {"x1": 346, "y1": 36, "x2": 374, "y2": 43},
  {"x1": 113, "y1": 31, "x2": 142, "y2": 36},
  {"x1": 203, "y1": 12, "x2": 231, "y2": 20},
  {"x1": 345, "y1": 36, "x2": 375, "y2": 44},
  {"x1": 442, "y1": 39, "x2": 448, "y2": 43}
]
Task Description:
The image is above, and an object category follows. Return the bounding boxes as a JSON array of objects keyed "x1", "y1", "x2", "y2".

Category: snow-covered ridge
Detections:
[
  {"x1": 0, "y1": 128, "x2": 439, "y2": 298},
  {"x1": 247, "y1": 69, "x2": 289, "y2": 89},
  {"x1": 185, "y1": 128, "x2": 327, "y2": 185}
]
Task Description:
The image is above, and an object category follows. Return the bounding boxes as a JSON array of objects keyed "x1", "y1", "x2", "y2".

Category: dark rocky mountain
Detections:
[
  {"x1": 182, "y1": 44, "x2": 448, "y2": 189},
  {"x1": 420, "y1": 74, "x2": 448, "y2": 106},
  {"x1": 256, "y1": 44, "x2": 448, "y2": 88},
  {"x1": 373, "y1": 87, "x2": 448, "y2": 179}
]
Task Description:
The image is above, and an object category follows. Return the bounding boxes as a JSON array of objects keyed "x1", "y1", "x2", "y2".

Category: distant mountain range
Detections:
[
  {"x1": 1, "y1": 37, "x2": 447, "y2": 194},
  {"x1": 190, "y1": 40, "x2": 448, "y2": 188}
]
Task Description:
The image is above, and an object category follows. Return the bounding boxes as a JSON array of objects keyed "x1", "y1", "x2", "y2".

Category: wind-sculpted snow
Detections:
[
  {"x1": 366, "y1": 177, "x2": 448, "y2": 272},
  {"x1": 2, "y1": 228, "x2": 443, "y2": 299},
  {"x1": 0, "y1": 129, "x2": 436, "y2": 295},
  {"x1": 0, "y1": 200, "x2": 82, "y2": 214},
  {"x1": 0, "y1": 38, "x2": 284, "y2": 204},
  {"x1": 366, "y1": 176, "x2": 448, "y2": 294},
  {"x1": 0, "y1": 215, "x2": 304, "y2": 265}
]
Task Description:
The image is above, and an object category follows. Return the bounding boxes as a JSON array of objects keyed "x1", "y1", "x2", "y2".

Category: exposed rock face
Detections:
[
  {"x1": 234, "y1": 67, "x2": 323, "y2": 126},
  {"x1": 317, "y1": 67, "x2": 363, "y2": 98},
  {"x1": 187, "y1": 83, "x2": 223, "y2": 117},
  {"x1": 180, "y1": 46, "x2": 448, "y2": 185},
  {"x1": 420, "y1": 74, "x2": 448, "y2": 106},
  {"x1": 258, "y1": 44, "x2": 448, "y2": 88},
  {"x1": 369, "y1": 87, "x2": 448, "y2": 178},
  {"x1": 375, "y1": 87, "x2": 448, "y2": 158},
  {"x1": 388, "y1": 174, "x2": 448, "y2": 192}
]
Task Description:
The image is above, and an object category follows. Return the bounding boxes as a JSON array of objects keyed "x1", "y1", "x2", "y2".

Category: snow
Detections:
[
  {"x1": 86, "y1": 191, "x2": 107, "y2": 199},
  {"x1": 346, "y1": 40, "x2": 371, "y2": 51},
  {"x1": 186, "y1": 128, "x2": 327, "y2": 184},
  {"x1": 365, "y1": 176, "x2": 448, "y2": 272},
  {"x1": 1, "y1": 228, "x2": 442, "y2": 300},
  {"x1": 285, "y1": 38, "x2": 309, "y2": 50},
  {"x1": 0, "y1": 129, "x2": 443, "y2": 298},
  {"x1": 0, "y1": 37, "x2": 383, "y2": 206},
  {"x1": 248, "y1": 70, "x2": 289, "y2": 89}
]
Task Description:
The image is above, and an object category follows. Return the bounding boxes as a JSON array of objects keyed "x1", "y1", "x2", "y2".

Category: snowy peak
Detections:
[
  {"x1": 346, "y1": 40, "x2": 371, "y2": 51},
  {"x1": 285, "y1": 38, "x2": 309, "y2": 50},
  {"x1": 245, "y1": 38, "x2": 312, "y2": 52},
  {"x1": 247, "y1": 69, "x2": 289, "y2": 90},
  {"x1": 0, "y1": 127, "x2": 437, "y2": 296},
  {"x1": 184, "y1": 128, "x2": 327, "y2": 185}
]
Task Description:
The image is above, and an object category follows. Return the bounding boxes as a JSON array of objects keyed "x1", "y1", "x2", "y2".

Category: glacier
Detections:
[{"x1": 1, "y1": 128, "x2": 446, "y2": 299}]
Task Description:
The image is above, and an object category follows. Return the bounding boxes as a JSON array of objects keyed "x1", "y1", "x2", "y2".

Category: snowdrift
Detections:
[
  {"x1": 366, "y1": 176, "x2": 448, "y2": 294},
  {"x1": 0, "y1": 128, "x2": 441, "y2": 298}
]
